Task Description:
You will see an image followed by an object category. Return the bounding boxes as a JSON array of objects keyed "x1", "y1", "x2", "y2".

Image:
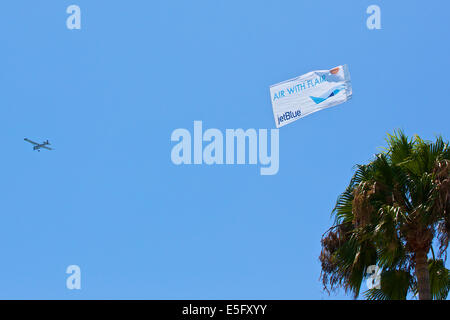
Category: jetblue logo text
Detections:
[
  {"x1": 171, "y1": 121, "x2": 279, "y2": 175},
  {"x1": 277, "y1": 109, "x2": 301, "y2": 126}
]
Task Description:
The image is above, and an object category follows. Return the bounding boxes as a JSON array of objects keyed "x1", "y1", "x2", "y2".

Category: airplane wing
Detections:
[
  {"x1": 24, "y1": 138, "x2": 39, "y2": 145},
  {"x1": 41, "y1": 145, "x2": 53, "y2": 150}
]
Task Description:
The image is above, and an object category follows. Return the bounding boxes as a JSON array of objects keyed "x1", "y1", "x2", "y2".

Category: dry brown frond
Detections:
[
  {"x1": 352, "y1": 182, "x2": 376, "y2": 227},
  {"x1": 433, "y1": 160, "x2": 450, "y2": 258},
  {"x1": 319, "y1": 224, "x2": 352, "y2": 294}
]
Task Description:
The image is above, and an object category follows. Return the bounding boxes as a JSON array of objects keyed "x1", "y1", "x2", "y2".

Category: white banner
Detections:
[{"x1": 269, "y1": 65, "x2": 352, "y2": 128}]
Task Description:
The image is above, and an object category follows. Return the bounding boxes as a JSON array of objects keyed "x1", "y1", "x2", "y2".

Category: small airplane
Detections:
[{"x1": 24, "y1": 138, "x2": 53, "y2": 152}]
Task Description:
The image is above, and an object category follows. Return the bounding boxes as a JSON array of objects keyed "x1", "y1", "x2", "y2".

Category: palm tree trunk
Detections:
[{"x1": 415, "y1": 250, "x2": 431, "y2": 300}]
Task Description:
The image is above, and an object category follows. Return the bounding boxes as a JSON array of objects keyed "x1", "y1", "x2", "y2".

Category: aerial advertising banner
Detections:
[{"x1": 269, "y1": 65, "x2": 352, "y2": 128}]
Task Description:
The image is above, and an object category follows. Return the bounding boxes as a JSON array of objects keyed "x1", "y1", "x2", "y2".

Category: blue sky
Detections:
[{"x1": 1, "y1": 0, "x2": 449, "y2": 299}]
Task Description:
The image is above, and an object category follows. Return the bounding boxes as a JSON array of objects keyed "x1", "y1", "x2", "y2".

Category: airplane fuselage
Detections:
[{"x1": 33, "y1": 144, "x2": 46, "y2": 151}]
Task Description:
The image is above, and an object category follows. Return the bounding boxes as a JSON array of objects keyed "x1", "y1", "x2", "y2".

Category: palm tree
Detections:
[{"x1": 319, "y1": 131, "x2": 450, "y2": 300}]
